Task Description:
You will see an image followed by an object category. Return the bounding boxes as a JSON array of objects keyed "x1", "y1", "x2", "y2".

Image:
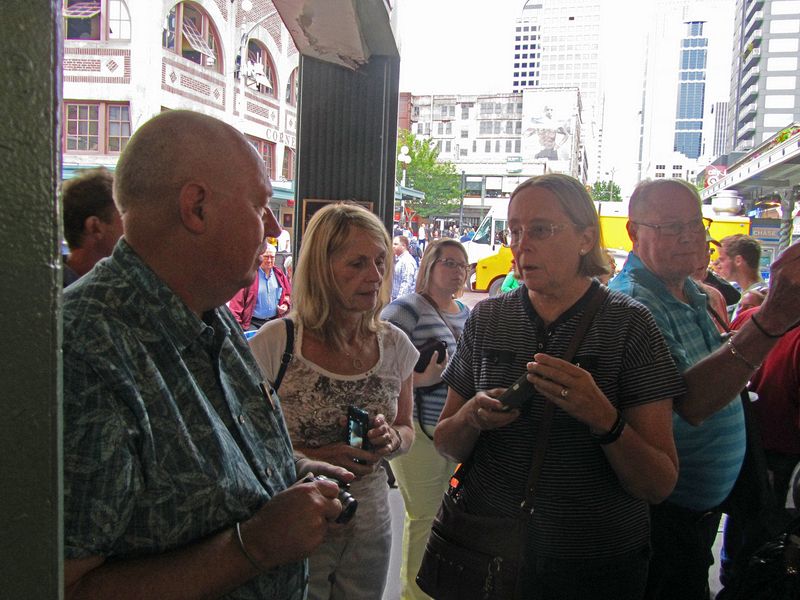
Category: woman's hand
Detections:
[
  {"x1": 527, "y1": 353, "x2": 617, "y2": 434},
  {"x1": 414, "y1": 351, "x2": 447, "y2": 388},
  {"x1": 434, "y1": 388, "x2": 519, "y2": 463},
  {"x1": 294, "y1": 443, "x2": 382, "y2": 479},
  {"x1": 367, "y1": 413, "x2": 403, "y2": 457},
  {"x1": 528, "y1": 353, "x2": 678, "y2": 503},
  {"x1": 464, "y1": 390, "x2": 520, "y2": 432},
  {"x1": 294, "y1": 455, "x2": 355, "y2": 485}
]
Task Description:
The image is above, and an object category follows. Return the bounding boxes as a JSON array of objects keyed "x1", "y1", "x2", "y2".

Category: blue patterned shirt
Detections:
[
  {"x1": 610, "y1": 252, "x2": 745, "y2": 510},
  {"x1": 63, "y1": 239, "x2": 305, "y2": 599}
]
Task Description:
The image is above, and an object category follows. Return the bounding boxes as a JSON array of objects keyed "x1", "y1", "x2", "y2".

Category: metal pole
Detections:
[{"x1": 458, "y1": 170, "x2": 465, "y2": 228}]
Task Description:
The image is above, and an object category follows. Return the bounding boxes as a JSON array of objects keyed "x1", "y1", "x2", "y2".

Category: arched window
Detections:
[
  {"x1": 162, "y1": 2, "x2": 222, "y2": 73},
  {"x1": 285, "y1": 67, "x2": 299, "y2": 106},
  {"x1": 63, "y1": 0, "x2": 130, "y2": 41},
  {"x1": 244, "y1": 40, "x2": 277, "y2": 97}
]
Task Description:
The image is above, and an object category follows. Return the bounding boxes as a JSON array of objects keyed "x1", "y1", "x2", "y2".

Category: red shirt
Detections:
[{"x1": 750, "y1": 325, "x2": 800, "y2": 455}]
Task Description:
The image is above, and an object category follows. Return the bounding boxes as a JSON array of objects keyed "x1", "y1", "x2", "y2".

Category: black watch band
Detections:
[{"x1": 592, "y1": 410, "x2": 626, "y2": 445}]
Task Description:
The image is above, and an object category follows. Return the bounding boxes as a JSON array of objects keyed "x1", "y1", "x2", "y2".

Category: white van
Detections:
[{"x1": 463, "y1": 198, "x2": 510, "y2": 266}]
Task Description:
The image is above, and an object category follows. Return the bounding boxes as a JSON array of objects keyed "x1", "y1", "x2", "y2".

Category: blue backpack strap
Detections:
[{"x1": 273, "y1": 318, "x2": 294, "y2": 392}]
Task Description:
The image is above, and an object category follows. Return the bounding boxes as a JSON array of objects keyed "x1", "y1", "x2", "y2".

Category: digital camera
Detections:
[{"x1": 312, "y1": 475, "x2": 358, "y2": 524}]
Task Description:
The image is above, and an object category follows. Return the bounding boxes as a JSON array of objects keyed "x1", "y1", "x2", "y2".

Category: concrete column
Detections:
[{"x1": 0, "y1": 1, "x2": 63, "y2": 597}]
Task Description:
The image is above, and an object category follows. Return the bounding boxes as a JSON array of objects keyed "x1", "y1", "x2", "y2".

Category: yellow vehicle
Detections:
[{"x1": 472, "y1": 211, "x2": 751, "y2": 295}]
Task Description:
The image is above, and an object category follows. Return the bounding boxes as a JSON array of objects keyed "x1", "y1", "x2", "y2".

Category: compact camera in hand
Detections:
[
  {"x1": 497, "y1": 372, "x2": 535, "y2": 411},
  {"x1": 312, "y1": 475, "x2": 358, "y2": 524}
]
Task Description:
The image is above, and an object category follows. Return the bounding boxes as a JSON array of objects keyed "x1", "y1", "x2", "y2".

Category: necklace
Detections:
[{"x1": 342, "y1": 336, "x2": 370, "y2": 370}]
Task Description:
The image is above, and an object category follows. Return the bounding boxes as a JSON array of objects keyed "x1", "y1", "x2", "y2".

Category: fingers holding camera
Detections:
[
  {"x1": 528, "y1": 354, "x2": 615, "y2": 430},
  {"x1": 466, "y1": 390, "x2": 520, "y2": 431},
  {"x1": 241, "y1": 478, "x2": 343, "y2": 569},
  {"x1": 368, "y1": 413, "x2": 405, "y2": 457}
]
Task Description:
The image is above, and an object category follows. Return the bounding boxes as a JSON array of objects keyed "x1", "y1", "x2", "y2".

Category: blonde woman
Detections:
[
  {"x1": 249, "y1": 202, "x2": 417, "y2": 600},
  {"x1": 381, "y1": 239, "x2": 470, "y2": 599}
]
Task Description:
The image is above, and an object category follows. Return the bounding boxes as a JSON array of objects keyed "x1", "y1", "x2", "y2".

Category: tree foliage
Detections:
[
  {"x1": 397, "y1": 130, "x2": 462, "y2": 219},
  {"x1": 590, "y1": 180, "x2": 622, "y2": 202}
]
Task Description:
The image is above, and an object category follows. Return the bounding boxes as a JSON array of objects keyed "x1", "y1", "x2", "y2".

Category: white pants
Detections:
[{"x1": 307, "y1": 468, "x2": 392, "y2": 600}]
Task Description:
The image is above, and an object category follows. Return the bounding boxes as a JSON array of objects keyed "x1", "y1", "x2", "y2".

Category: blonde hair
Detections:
[
  {"x1": 290, "y1": 202, "x2": 392, "y2": 349},
  {"x1": 415, "y1": 239, "x2": 468, "y2": 298},
  {"x1": 509, "y1": 173, "x2": 609, "y2": 278}
]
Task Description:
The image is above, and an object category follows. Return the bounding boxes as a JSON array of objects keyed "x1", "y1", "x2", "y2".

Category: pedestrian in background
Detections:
[
  {"x1": 229, "y1": 243, "x2": 291, "y2": 330},
  {"x1": 60, "y1": 167, "x2": 123, "y2": 287},
  {"x1": 392, "y1": 235, "x2": 419, "y2": 300}
]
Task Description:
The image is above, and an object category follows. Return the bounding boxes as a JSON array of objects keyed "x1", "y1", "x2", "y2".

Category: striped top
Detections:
[
  {"x1": 610, "y1": 252, "x2": 745, "y2": 510},
  {"x1": 443, "y1": 281, "x2": 684, "y2": 559},
  {"x1": 381, "y1": 294, "x2": 470, "y2": 428}
]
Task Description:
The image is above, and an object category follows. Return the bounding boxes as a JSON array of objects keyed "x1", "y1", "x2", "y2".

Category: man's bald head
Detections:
[
  {"x1": 629, "y1": 179, "x2": 701, "y2": 222},
  {"x1": 114, "y1": 110, "x2": 261, "y2": 215}
]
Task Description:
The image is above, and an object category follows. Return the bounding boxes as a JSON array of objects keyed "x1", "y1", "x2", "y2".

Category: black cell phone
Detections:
[
  {"x1": 346, "y1": 405, "x2": 372, "y2": 451},
  {"x1": 497, "y1": 372, "x2": 534, "y2": 411},
  {"x1": 414, "y1": 339, "x2": 447, "y2": 373}
]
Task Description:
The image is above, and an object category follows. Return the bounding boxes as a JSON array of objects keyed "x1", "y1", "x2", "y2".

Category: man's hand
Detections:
[
  {"x1": 240, "y1": 477, "x2": 343, "y2": 569},
  {"x1": 758, "y1": 242, "x2": 800, "y2": 335}
]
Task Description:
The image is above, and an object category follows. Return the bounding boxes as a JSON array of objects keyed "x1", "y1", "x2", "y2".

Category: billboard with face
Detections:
[{"x1": 521, "y1": 88, "x2": 579, "y2": 174}]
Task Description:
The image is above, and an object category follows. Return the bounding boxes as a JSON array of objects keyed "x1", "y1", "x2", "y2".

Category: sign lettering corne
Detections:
[{"x1": 263, "y1": 126, "x2": 296, "y2": 149}]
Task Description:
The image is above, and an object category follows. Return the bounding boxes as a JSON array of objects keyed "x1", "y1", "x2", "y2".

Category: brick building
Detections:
[{"x1": 61, "y1": 0, "x2": 300, "y2": 227}]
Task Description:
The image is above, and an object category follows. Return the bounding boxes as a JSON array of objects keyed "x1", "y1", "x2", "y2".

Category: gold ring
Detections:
[{"x1": 560, "y1": 387, "x2": 569, "y2": 399}]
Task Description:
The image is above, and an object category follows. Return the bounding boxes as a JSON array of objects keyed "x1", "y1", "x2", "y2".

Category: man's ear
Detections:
[
  {"x1": 733, "y1": 255, "x2": 745, "y2": 269},
  {"x1": 626, "y1": 220, "x2": 639, "y2": 247},
  {"x1": 178, "y1": 182, "x2": 207, "y2": 234},
  {"x1": 83, "y1": 215, "x2": 103, "y2": 239}
]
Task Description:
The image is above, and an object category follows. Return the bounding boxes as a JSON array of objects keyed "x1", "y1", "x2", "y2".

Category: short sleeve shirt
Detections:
[
  {"x1": 62, "y1": 240, "x2": 304, "y2": 600},
  {"x1": 381, "y1": 294, "x2": 469, "y2": 426},
  {"x1": 443, "y1": 282, "x2": 685, "y2": 559},
  {"x1": 610, "y1": 252, "x2": 746, "y2": 510},
  {"x1": 249, "y1": 319, "x2": 417, "y2": 447}
]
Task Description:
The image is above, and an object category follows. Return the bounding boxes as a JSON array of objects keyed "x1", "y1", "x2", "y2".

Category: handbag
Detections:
[
  {"x1": 415, "y1": 285, "x2": 608, "y2": 600},
  {"x1": 725, "y1": 514, "x2": 800, "y2": 600}
]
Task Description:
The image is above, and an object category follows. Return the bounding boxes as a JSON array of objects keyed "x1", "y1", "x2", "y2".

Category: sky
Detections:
[{"x1": 395, "y1": 0, "x2": 651, "y2": 195}]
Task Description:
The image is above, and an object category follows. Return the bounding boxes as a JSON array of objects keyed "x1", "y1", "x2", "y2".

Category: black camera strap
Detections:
[{"x1": 273, "y1": 318, "x2": 294, "y2": 393}]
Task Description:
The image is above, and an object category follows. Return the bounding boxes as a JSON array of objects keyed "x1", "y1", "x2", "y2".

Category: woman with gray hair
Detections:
[
  {"x1": 429, "y1": 174, "x2": 683, "y2": 599},
  {"x1": 381, "y1": 238, "x2": 470, "y2": 599},
  {"x1": 249, "y1": 202, "x2": 416, "y2": 600}
]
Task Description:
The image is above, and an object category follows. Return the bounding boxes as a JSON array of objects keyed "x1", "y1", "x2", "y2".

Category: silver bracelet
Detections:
[
  {"x1": 390, "y1": 426, "x2": 403, "y2": 455},
  {"x1": 726, "y1": 337, "x2": 761, "y2": 371},
  {"x1": 234, "y1": 522, "x2": 267, "y2": 574}
]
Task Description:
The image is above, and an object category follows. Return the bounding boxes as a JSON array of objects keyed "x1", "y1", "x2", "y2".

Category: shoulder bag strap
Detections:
[
  {"x1": 421, "y1": 293, "x2": 461, "y2": 342},
  {"x1": 520, "y1": 285, "x2": 609, "y2": 512},
  {"x1": 273, "y1": 318, "x2": 294, "y2": 392}
]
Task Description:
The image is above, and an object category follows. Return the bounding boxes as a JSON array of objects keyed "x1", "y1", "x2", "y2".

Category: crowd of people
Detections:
[{"x1": 61, "y1": 109, "x2": 800, "y2": 600}]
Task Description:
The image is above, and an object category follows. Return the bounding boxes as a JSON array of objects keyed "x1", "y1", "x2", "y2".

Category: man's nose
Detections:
[{"x1": 263, "y1": 207, "x2": 281, "y2": 239}]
